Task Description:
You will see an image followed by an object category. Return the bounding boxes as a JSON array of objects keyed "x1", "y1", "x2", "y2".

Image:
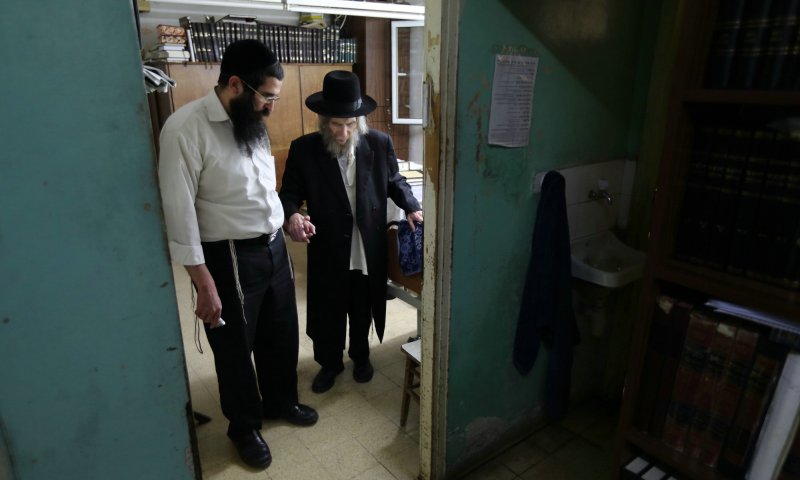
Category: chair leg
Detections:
[{"x1": 400, "y1": 357, "x2": 414, "y2": 426}]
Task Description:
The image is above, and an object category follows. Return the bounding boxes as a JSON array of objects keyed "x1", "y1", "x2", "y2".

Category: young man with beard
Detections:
[
  {"x1": 280, "y1": 70, "x2": 423, "y2": 394},
  {"x1": 157, "y1": 40, "x2": 317, "y2": 470}
]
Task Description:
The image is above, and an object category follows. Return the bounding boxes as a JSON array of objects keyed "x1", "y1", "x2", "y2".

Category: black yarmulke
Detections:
[{"x1": 220, "y1": 39, "x2": 278, "y2": 77}]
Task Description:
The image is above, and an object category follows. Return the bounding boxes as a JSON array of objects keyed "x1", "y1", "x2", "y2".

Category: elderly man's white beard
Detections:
[{"x1": 322, "y1": 127, "x2": 360, "y2": 163}]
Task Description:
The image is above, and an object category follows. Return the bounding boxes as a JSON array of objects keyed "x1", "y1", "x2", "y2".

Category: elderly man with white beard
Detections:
[{"x1": 279, "y1": 70, "x2": 423, "y2": 394}]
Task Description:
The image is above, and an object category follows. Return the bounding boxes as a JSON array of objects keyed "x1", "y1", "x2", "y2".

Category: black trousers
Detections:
[
  {"x1": 201, "y1": 232, "x2": 299, "y2": 438},
  {"x1": 313, "y1": 270, "x2": 371, "y2": 369}
]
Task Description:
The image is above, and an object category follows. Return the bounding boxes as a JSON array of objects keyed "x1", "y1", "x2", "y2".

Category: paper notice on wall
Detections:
[{"x1": 488, "y1": 55, "x2": 538, "y2": 148}]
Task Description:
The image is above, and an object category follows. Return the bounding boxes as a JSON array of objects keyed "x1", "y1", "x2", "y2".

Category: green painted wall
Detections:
[
  {"x1": 0, "y1": 2, "x2": 195, "y2": 479},
  {"x1": 446, "y1": 0, "x2": 663, "y2": 470}
]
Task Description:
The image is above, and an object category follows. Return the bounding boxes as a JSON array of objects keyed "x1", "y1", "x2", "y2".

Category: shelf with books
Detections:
[
  {"x1": 617, "y1": 1, "x2": 800, "y2": 478},
  {"x1": 651, "y1": 101, "x2": 800, "y2": 299},
  {"x1": 619, "y1": 281, "x2": 800, "y2": 480},
  {"x1": 652, "y1": 262, "x2": 800, "y2": 321}
]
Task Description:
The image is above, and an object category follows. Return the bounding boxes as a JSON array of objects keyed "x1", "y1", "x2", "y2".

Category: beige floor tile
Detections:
[
  {"x1": 529, "y1": 424, "x2": 576, "y2": 454},
  {"x1": 263, "y1": 433, "x2": 329, "y2": 480},
  {"x1": 461, "y1": 459, "x2": 518, "y2": 480},
  {"x1": 351, "y1": 464, "x2": 398, "y2": 480},
  {"x1": 353, "y1": 417, "x2": 418, "y2": 456},
  {"x1": 519, "y1": 437, "x2": 613, "y2": 480},
  {"x1": 495, "y1": 436, "x2": 548, "y2": 475},
  {"x1": 311, "y1": 437, "x2": 382, "y2": 480},
  {"x1": 365, "y1": 386, "x2": 406, "y2": 426},
  {"x1": 201, "y1": 461, "x2": 270, "y2": 480},
  {"x1": 374, "y1": 443, "x2": 420, "y2": 480}
]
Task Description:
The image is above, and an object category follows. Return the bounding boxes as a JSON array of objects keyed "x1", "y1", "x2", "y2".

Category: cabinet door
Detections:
[
  {"x1": 298, "y1": 64, "x2": 353, "y2": 135},
  {"x1": 266, "y1": 65, "x2": 303, "y2": 187},
  {"x1": 166, "y1": 64, "x2": 220, "y2": 111}
]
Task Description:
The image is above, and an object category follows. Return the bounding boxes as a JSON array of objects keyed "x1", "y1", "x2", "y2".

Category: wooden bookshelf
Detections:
[{"x1": 615, "y1": 0, "x2": 800, "y2": 478}]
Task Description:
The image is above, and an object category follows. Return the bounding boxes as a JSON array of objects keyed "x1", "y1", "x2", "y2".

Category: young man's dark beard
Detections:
[
  {"x1": 229, "y1": 93, "x2": 269, "y2": 157},
  {"x1": 321, "y1": 125, "x2": 360, "y2": 159}
]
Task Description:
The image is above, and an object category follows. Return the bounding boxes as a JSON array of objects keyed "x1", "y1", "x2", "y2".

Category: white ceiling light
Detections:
[
  {"x1": 150, "y1": 0, "x2": 285, "y2": 12},
  {"x1": 286, "y1": 0, "x2": 424, "y2": 20}
]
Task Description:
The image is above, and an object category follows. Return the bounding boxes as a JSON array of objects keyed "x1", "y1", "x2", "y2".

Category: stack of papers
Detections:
[{"x1": 142, "y1": 65, "x2": 176, "y2": 94}]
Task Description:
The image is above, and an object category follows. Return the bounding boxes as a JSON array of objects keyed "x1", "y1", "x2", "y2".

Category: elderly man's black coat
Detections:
[{"x1": 279, "y1": 129, "x2": 420, "y2": 343}]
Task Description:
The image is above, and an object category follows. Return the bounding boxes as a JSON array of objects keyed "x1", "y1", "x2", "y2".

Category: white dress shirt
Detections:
[{"x1": 158, "y1": 89, "x2": 284, "y2": 266}]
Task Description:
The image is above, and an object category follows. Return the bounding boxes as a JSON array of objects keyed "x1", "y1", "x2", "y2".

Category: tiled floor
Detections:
[{"x1": 174, "y1": 240, "x2": 619, "y2": 480}]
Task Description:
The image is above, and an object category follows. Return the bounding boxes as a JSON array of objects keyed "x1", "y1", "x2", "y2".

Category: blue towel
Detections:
[
  {"x1": 512, "y1": 170, "x2": 580, "y2": 422},
  {"x1": 396, "y1": 221, "x2": 423, "y2": 276}
]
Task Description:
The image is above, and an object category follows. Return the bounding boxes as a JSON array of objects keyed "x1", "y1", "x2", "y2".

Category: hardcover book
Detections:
[
  {"x1": 684, "y1": 321, "x2": 739, "y2": 459},
  {"x1": 729, "y1": 0, "x2": 775, "y2": 88},
  {"x1": 688, "y1": 324, "x2": 760, "y2": 467},
  {"x1": 705, "y1": 0, "x2": 749, "y2": 88},
  {"x1": 727, "y1": 127, "x2": 775, "y2": 275},
  {"x1": 661, "y1": 310, "x2": 720, "y2": 452},
  {"x1": 755, "y1": 0, "x2": 800, "y2": 89},
  {"x1": 717, "y1": 337, "x2": 786, "y2": 477}
]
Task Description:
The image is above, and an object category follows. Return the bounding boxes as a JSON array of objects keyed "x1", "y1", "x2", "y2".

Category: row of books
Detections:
[
  {"x1": 705, "y1": 0, "x2": 800, "y2": 90},
  {"x1": 673, "y1": 120, "x2": 800, "y2": 289},
  {"x1": 634, "y1": 294, "x2": 800, "y2": 479},
  {"x1": 178, "y1": 16, "x2": 351, "y2": 65}
]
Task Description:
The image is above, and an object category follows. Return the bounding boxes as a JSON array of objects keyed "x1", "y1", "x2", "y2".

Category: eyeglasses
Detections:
[{"x1": 242, "y1": 80, "x2": 280, "y2": 104}]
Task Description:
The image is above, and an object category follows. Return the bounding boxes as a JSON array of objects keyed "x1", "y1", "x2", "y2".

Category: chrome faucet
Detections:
[{"x1": 588, "y1": 180, "x2": 613, "y2": 205}]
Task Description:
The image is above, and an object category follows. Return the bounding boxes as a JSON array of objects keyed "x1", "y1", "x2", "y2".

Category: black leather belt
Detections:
[{"x1": 234, "y1": 231, "x2": 279, "y2": 246}]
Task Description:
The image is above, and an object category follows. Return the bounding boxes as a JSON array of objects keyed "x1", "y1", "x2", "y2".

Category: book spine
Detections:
[
  {"x1": 684, "y1": 321, "x2": 739, "y2": 459},
  {"x1": 706, "y1": 0, "x2": 749, "y2": 88},
  {"x1": 755, "y1": 0, "x2": 800, "y2": 89},
  {"x1": 209, "y1": 21, "x2": 221, "y2": 62},
  {"x1": 691, "y1": 325, "x2": 760, "y2": 467},
  {"x1": 717, "y1": 337, "x2": 786, "y2": 477},
  {"x1": 781, "y1": 23, "x2": 800, "y2": 88},
  {"x1": 707, "y1": 126, "x2": 753, "y2": 270},
  {"x1": 730, "y1": 0, "x2": 775, "y2": 89},
  {"x1": 747, "y1": 130, "x2": 793, "y2": 284},
  {"x1": 693, "y1": 125, "x2": 733, "y2": 266},
  {"x1": 675, "y1": 123, "x2": 716, "y2": 262},
  {"x1": 179, "y1": 16, "x2": 197, "y2": 62},
  {"x1": 661, "y1": 311, "x2": 720, "y2": 452},
  {"x1": 727, "y1": 128, "x2": 774, "y2": 275},
  {"x1": 774, "y1": 131, "x2": 800, "y2": 289}
]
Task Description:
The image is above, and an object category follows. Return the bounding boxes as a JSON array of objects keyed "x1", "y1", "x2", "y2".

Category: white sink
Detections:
[{"x1": 570, "y1": 231, "x2": 645, "y2": 288}]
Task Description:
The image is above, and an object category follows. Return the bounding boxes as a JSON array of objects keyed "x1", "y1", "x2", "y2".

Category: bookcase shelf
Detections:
[
  {"x1": 616, "y1": 0, "x2": 800, "y2": 478},
  {"x1": 682, "y1": 89, "x2": 800, "y2": 106},
  {"x1": 653, "y1": 262, "x2": 800, "y2": 320}
]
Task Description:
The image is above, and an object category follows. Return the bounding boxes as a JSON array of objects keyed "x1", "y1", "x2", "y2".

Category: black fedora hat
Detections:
[{"x1": 305, "y1": 70, "x2": 377, "y2": 118}]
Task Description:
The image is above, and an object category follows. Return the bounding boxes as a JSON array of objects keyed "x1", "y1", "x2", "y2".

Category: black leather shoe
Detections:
[
  {"x1": 353, "y1": 359, "x2": 374, "y2": 383},
  {"x1": 311, "y1": 365, "x2": 344, "y2": 393},
  {"x1": 265, "y1": 403, "x2": 319, "y2": 426},
  {"x1": 229, "y1": 430, "x2": 271, "y2": 469}
]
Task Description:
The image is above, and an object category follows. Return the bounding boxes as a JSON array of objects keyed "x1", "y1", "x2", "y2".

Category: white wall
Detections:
[{"x1": 558, "y1": 158, "x2": 637, "y2": 240}]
